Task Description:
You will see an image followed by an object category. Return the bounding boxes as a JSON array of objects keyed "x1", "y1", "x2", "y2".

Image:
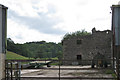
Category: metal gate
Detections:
[{"x1": 5, "y1": 59, "x2": 118, "y2": 80}]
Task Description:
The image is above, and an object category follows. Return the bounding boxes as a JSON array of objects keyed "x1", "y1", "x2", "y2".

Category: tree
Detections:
[
  {"x1": 7, "y1": 38, "x2": 63, "y2": 59},
  {"x1": 57, "y1": 51, "x2": 63, "y2": 60},
  {"x1": 62, "y1": 29, "x2": 91, "y2": 41}
]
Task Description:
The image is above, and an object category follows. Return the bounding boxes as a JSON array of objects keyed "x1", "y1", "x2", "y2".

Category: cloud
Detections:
[
  {"x1": 0, "y1": 0, "x2": 66, "y2": 43},
  {"x1": 1, "y1": 0, "x2": 65, "y2": 35},
  {"x1": 50, "y1": 0, "x2": 116, "y2": 32},
  {"x1": 7, "y1": 18, "x2": 63, "y2": 43},
  {"x1": 1, "y1": 0, "x2": 120, "y2": 43},
  {"x1": 8, "y1": 9, "x2": 65, "y2": 35}
]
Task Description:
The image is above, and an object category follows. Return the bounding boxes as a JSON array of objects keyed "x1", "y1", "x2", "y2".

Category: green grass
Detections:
[
  {"x1": 6, "y1": 51, "x2": 58, "y2": 60},
  {"x1": 6, "y1": 51, "x2": 29, "y2": 60},
  {"x1": 36, "y1": 57, "x2": 58, "y2": 60}
]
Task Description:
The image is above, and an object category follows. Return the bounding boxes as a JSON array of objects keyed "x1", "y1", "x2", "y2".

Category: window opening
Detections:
[
  {"x1": 77, "y1": 40, "x2": 82, "y2": 44},
  {"x1": 77, "y1": 55, "x2": 82, "y2": 60}
]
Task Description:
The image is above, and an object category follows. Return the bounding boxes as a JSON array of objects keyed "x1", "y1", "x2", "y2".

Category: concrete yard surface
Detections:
[{"x1": 20, "y1": 65, "x2": 115, "y2": 80}]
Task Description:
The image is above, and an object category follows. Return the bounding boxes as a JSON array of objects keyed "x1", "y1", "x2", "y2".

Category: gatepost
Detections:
[
  {"x1": 0, "y1": 4, "x2": 8, "y2": 80},
  {"x1": 111, "y1": 3, "x2": 120, "y2": 80}
]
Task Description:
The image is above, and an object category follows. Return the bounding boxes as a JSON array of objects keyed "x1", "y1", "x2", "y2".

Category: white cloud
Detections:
[
  {"x1": 7, "y1": 18, "x2": 63, "y2": 43},
  {"x1": 52, "y1": 0, "x2": 115, "y2": 32},
  {"x1": 1, "y1": 0, "x2": 40, "y2": 17},
  {"x1": 0, "y1": 0, "x2": 120, "y2": 43}
]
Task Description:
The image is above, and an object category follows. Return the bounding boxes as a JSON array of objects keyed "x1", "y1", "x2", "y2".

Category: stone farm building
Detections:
[{"x1": 62, "y1": 28, "x2": 112, "y2": 66}]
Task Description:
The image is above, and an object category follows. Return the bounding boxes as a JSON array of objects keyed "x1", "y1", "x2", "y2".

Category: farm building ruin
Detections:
[{"x1": 62, "y1": 28, "x2": 112, "y2": 66}]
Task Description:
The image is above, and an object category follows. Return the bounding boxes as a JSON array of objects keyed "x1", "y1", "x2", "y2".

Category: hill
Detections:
[
  {"x1": 6, "y1": 51, "x2": 28, "y2": 60},
  {"x1": 7, "y1": 38, "x2": 63, "y2": 59}
]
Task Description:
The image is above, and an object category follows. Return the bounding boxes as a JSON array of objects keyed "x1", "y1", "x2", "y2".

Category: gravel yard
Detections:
[{"x1": 20, "y1": 65, "x2": 115, "y2": 80}]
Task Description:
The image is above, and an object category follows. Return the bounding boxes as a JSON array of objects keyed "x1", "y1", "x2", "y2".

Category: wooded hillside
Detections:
[{"x1": 7, "y1": 38, "x2": 62, "y2": 59}]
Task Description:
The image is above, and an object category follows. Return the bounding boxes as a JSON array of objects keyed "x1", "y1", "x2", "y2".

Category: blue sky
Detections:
[{"x1": 0, "y1": 0, "x2": 119, "y2": 43}]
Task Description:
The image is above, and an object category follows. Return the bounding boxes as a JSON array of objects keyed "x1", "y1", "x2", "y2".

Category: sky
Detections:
[{"x1": 0, "y1": 0, "x2": 120, "y2": 43}]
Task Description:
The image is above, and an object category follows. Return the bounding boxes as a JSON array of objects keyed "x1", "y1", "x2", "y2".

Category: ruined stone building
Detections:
[{"x1": 62, "y1": 28, "x2": 112, "y2": 66}]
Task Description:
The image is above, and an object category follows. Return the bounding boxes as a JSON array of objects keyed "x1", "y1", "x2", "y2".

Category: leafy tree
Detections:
[
  {"x1": 62, "y1": 29, "x2": 91, "y2": 40},
  {"x1": 57, "y1": 51, "x2": 63, "y2": 60}
]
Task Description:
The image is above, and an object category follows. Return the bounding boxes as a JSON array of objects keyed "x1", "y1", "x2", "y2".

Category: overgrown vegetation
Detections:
[
  {"x1": 62, "y1": 29, "x2": 91, "y2": 40},
  {"x1": 105, "y1": 69, "x2": 117, "y2": 78},
  {"x1": 105, "y1": 69, "x2": 114, "y2": 74}
]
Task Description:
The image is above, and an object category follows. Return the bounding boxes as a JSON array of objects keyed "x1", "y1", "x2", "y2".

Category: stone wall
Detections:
[{"x1": 62, "y1": 28, "x2": 112, "y2": 65}]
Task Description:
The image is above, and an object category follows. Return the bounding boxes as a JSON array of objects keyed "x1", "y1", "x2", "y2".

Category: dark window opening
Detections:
[
  {"x1": 61, "y1": 41, "x2": 63, "y2": 45},
  {"x1": 77, "y1": 55, "x2": 82, "y2": 60},
  {"x1": 77, "y1": 40, "x2": 82, "y2": 45}
]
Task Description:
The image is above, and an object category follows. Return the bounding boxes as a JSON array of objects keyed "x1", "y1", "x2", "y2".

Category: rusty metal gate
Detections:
[{"x1": 5, "y1": 59, "x2": 118, "y2": 80}]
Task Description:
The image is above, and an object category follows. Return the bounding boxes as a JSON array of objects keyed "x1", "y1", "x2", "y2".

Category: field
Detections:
[
  {"x1": 6, "y1": 51, "x2": 58, "y2": 60},
  {"x1": 6, "y1": 51, "x2": 29, "y2": 60}
]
